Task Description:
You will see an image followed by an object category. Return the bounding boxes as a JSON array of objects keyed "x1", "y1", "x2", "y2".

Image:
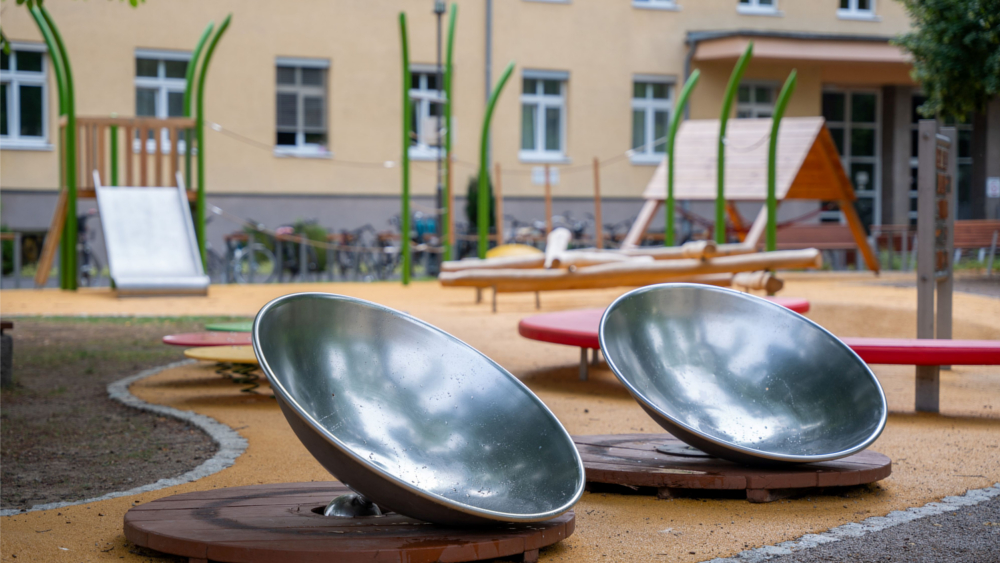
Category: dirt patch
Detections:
[{"x1": 0, "y1": 317, "x2": 249, "y2": 511}]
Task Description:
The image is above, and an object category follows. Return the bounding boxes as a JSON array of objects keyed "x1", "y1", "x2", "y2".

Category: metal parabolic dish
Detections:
[
  {"x1": 599, "y1": 284, "x2": 887, "y2": 466},
  {"x1": 253, "y1": 293, "x2": 585, "y2": 526}
]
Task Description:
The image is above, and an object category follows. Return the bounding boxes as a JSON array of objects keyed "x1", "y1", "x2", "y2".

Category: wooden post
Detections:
[
  {"x1": 154, "y1": 124, "x2": 163, "y2": 187},
  {"x1": 125, "y1": 125, "x2": 134, "y2": 186},
  {"x1": 139, "y1": 127, "x2": 148, "y2": 187},
  {"x1": 448, "y1": 153, "x2": 455, "y2": 255},
  {"x1": 544, "y1": 163, "x2": 552, "y2": 234},
  {"x1": 97, "y1": 124, "x2": 106, "y2": 183},
  {"x1": 593, "y1": 157, "x2": 603, "y2": 249},
  {"x1": 494, "y1": 162, "x2": 504, "y2": 246},
  {"x1": 915, "y1": 119, "x2": 938, "y2": 413},
  {"x1": 170, "y1": 126, "x2": 179, "y2": 185}
]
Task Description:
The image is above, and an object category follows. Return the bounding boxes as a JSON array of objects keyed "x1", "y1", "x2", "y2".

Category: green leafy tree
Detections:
[
  {"x1": 895, "y1": 0, "x2": 1000, "y2": 119},
  {"x1": 464, "y1": 175, "x2": 495, "y2": 229}
]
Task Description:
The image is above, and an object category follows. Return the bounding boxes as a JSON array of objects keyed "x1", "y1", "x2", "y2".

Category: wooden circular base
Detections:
[
  {"x1": 574, "y1": 434, "x2": 891, "y2": 503},
  {"x1": 124, "y1": 482, "x2": 574, "y2": 563}
]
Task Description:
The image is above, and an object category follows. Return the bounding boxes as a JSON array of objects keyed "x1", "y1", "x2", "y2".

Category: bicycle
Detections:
[{"x1": 224, "y1": 230, "x2": 276, "y2": 284}]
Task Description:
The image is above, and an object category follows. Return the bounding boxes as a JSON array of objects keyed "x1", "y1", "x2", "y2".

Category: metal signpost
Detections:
[{"x1": 915, "y1": 120, "x2": 956, "y2": 413}]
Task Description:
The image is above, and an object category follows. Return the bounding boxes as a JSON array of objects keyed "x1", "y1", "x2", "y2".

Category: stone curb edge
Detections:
[
  {"x1": 0, "y1": 360, "x2": 247, "y2": 516},
  {"x1": 702, "y1": 481, "x2": 1000, "y2": 563}
]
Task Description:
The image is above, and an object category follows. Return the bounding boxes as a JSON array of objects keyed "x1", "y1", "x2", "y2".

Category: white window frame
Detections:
[
  {"x1": 737, "y1": 0, "x2": 780, "y2": 16},
  {"x1": 273, "y1": 57, "x2": 331, "y2": 158},
  {"x1": 736, "y1": 81, "x2": 777, "y2": 118},
  {"x1": 822, "y1": 87, "x2": 881, "y2": 226},
  {"x1": 519, "y1": 70, "x2": 569, "y2": 164},
  {"x1": 632, "y1": 0, "x2": 681, "y2": 12},
  {"x1": 134, "y1": 49, "x2": 190, "y2": 154},
  {"x1": 630, "y1": 75, "x2": 673, "y2": 165},
  {"x1": 837, "y1": 0, "x2": 878, "y2": 21},
  {"x1": 408, "y1": 65, "x2": 445, "y2": 161},
  {"x1": 0, "y1": 42, "x2": 52, "y2": 151}
]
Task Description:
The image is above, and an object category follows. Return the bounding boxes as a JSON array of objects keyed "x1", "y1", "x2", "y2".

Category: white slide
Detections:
[{"x1": 94, "y1": 172, "x2": 210, "y2": 296}]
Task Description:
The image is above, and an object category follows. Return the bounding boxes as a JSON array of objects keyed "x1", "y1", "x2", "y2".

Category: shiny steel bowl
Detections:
[
  {"x1": 253, "y1": 293, "x2": 584, "y2": 525},
  {"x1": 599, "y1": 284, "x2": 887, "y2": 466}
]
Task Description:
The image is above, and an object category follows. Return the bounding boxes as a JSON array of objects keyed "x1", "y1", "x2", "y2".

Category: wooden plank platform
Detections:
[
  {"x1": 574, "y1": 434, "x2": 891, "y2": 503},
  {"x1": 124, "y1": 482, "x2": 575, "y2": 563}
]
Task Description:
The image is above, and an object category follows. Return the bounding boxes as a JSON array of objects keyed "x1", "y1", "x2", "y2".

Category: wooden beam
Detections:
[
  {"x1": 621, "y1": 199, "x2": 661, "y2": 249},
  {"x1": 440, "y1": 248, "x2": 823, "y2": 292},
  {"x1": 544, "y1": 164, "x2": 552, "y2": 234},
  {"x1": 593, "y1": 157, "x2": 603, "y2": 249},
  {"x1": 494, "y1": 162, "x2": 504, "y2": 245},
  {"x1": 34, "y1": 190, "x2": 68, "y2": 288}
]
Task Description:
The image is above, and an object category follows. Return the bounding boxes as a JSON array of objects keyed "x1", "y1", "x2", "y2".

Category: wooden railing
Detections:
[{"x1": 63, "y1": 116, "x2": 198, "y2": 197}]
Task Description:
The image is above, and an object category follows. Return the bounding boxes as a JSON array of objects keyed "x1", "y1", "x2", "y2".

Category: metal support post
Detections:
[{"x1": 579, "y1": 348, "x2": 588, "y2": 381}]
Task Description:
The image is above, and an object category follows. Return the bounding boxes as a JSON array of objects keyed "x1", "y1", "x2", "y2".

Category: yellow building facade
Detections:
[{"x1": 1, "y1": 0, "x2": 996, "y2": 253}]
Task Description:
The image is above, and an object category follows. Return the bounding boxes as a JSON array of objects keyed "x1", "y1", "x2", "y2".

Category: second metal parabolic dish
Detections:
[
  {"x1": 253, "y1": 293, "x2": 584, "y2": 526},
  {"x1": 599, "y1": 284, "x2": 887, "y2": 466}
]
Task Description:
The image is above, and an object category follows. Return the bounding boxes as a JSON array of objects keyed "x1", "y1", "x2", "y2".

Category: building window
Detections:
[
  {"x1": 633, "y1": 0, "x2": 679, "y2": 10},
  {"x1": 631, "y1": 78, "x2": 672, "y2": 164},
  {"x1": 409, "y1": 69, "x2": 445, "y2": 160},
  {"x1": 135, "y1": 50, "x2": 189, "y2": 151},
  {"x1": 736, "y1": 82, "x2": 775, "y2": 118},
  {"x1": 520, "y1": 71, "x2": 567, "y2": 162},
  {"x1": 838, "y1": 0, "x2": 876, "y2": 19},
  {"x1": 1, "y1": 45, "x2": 48, "y2": 149},
  {"x1": 275, "y1": 58, "x2": 329, "y2": 156},
  {"x1": 822, "y1": 89, "x2": 880, "y2": 228},
  {"x1": 737, "y1": 0, "x2": 778, "y2": 14}
]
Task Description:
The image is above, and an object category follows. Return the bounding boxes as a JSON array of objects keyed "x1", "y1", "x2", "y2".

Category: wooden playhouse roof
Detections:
[{"x1": 642, "y1": 116, "x2": 854, "y2": 202}]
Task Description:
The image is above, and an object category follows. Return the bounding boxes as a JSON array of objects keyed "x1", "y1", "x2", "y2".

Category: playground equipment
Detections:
[
  {"x1": 28, "y1": 8, "x2": 231, "y2": 290},
  {"x1": 519, "y1": 297, "x2": 810, "y2": 381},
  {"x1": 94, "y1": 173, "x2": 210, "y2": 295},
  {"x1": 252, "y1": 293, "x2": 584, "y2": 525},
  {"x1": 599, "y1": 284, "x2": 887, "y2": 466},
  {"x1": 184, "y1": 345, "x2": 258, "y2": 365},
  {"x1": 623, "y1": 116, "x2": 880, "y2": 271},
  {"x1": 206, "y1": 320, "x2": 253, "y2": 332},
  {"x1": 399, "y1": 6, "x2": 461, "y2": 281},
  {"x1": 163, "y1": 332, "x2": 251, "y2": 347}
]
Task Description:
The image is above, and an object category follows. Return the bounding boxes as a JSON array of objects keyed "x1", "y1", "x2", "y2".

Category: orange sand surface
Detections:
[{"x1": 1, "y1": 276, "x2": 998, "y2": 562}]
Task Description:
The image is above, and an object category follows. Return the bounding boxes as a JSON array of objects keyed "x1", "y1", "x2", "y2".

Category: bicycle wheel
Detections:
[{"x1": 234, "y1": 244, "x2": 277, "y2": 284}]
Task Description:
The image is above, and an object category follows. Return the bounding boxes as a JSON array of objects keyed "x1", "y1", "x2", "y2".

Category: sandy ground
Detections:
[{"x1": 1, "y1": 276, "x2": 999, "y2": 562}]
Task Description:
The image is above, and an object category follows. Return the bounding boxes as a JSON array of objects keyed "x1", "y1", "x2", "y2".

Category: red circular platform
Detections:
[
  {"x1": 518, "y1": 296, "x2": 810, "y2": 351},
  {"x1": 163, "y1": 332, "x2": 252, "y2": 347},
  {"x1": 125, "y1": 482, "x2": 574, "y2": 563}
]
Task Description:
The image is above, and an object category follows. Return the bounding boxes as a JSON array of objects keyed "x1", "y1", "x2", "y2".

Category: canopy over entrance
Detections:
[{"x1": 625, "y1": 116, "x2": 879, "y2": 271}]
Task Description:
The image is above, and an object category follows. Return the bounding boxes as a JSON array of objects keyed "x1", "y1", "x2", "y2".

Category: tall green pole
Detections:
[
  {"x1": 716, "y1": 42, "x2": 753, "y2": 244},
  {"x1": 35, "y1": 6, "x2": 77, "y2": 290},
  {"x1": 195, "y1": 14, "x2": 231, "y2": 266},
  {"x1": 184, "y1": 22, "x2": 215, "y2": 190},
  {"x1": 442, "y1": 3, "x2": 457, "y2": 262},
  {"x1": 477, "y1": 61, "x2": 515, "y2": 259},
  {"x1": 110, "y1": 125, "x2": 118, "y2": 186},
  {"x1": 664, "y1": 70, "x2": 700, "y2": 247},
  {"x1": 399, "y1": 13, "x2": 412, "y2": 285},
  {"x1": 766, "y1": 71, "x2": 797, "y2": 252}
]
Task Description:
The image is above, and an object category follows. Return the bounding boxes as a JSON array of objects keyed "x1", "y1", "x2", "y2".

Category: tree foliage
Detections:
[{"x1": 895, "y1": 0, "x2": 1000, "y2": 120}]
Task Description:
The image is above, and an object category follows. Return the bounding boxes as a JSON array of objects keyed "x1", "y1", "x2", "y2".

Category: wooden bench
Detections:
[
  {"x1": 772, "y1": 224, "x2": 868, "y2": 270},
  {"x1": 518, "y1": 308, "x2": 1000, "y2": 412}
]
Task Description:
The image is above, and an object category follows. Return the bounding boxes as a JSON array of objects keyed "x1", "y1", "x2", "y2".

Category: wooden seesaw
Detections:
[{"x1": 438, "y1": 227, "x2": 812, "y2": 311}]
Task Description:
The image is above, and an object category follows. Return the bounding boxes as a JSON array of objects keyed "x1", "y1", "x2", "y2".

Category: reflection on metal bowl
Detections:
[
  {"x1": 253, "y1": 293, "x2": 584, "y2": 525},
  {"x1": 599, "y1": 284, "x2": 886, "y2": 466}
]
